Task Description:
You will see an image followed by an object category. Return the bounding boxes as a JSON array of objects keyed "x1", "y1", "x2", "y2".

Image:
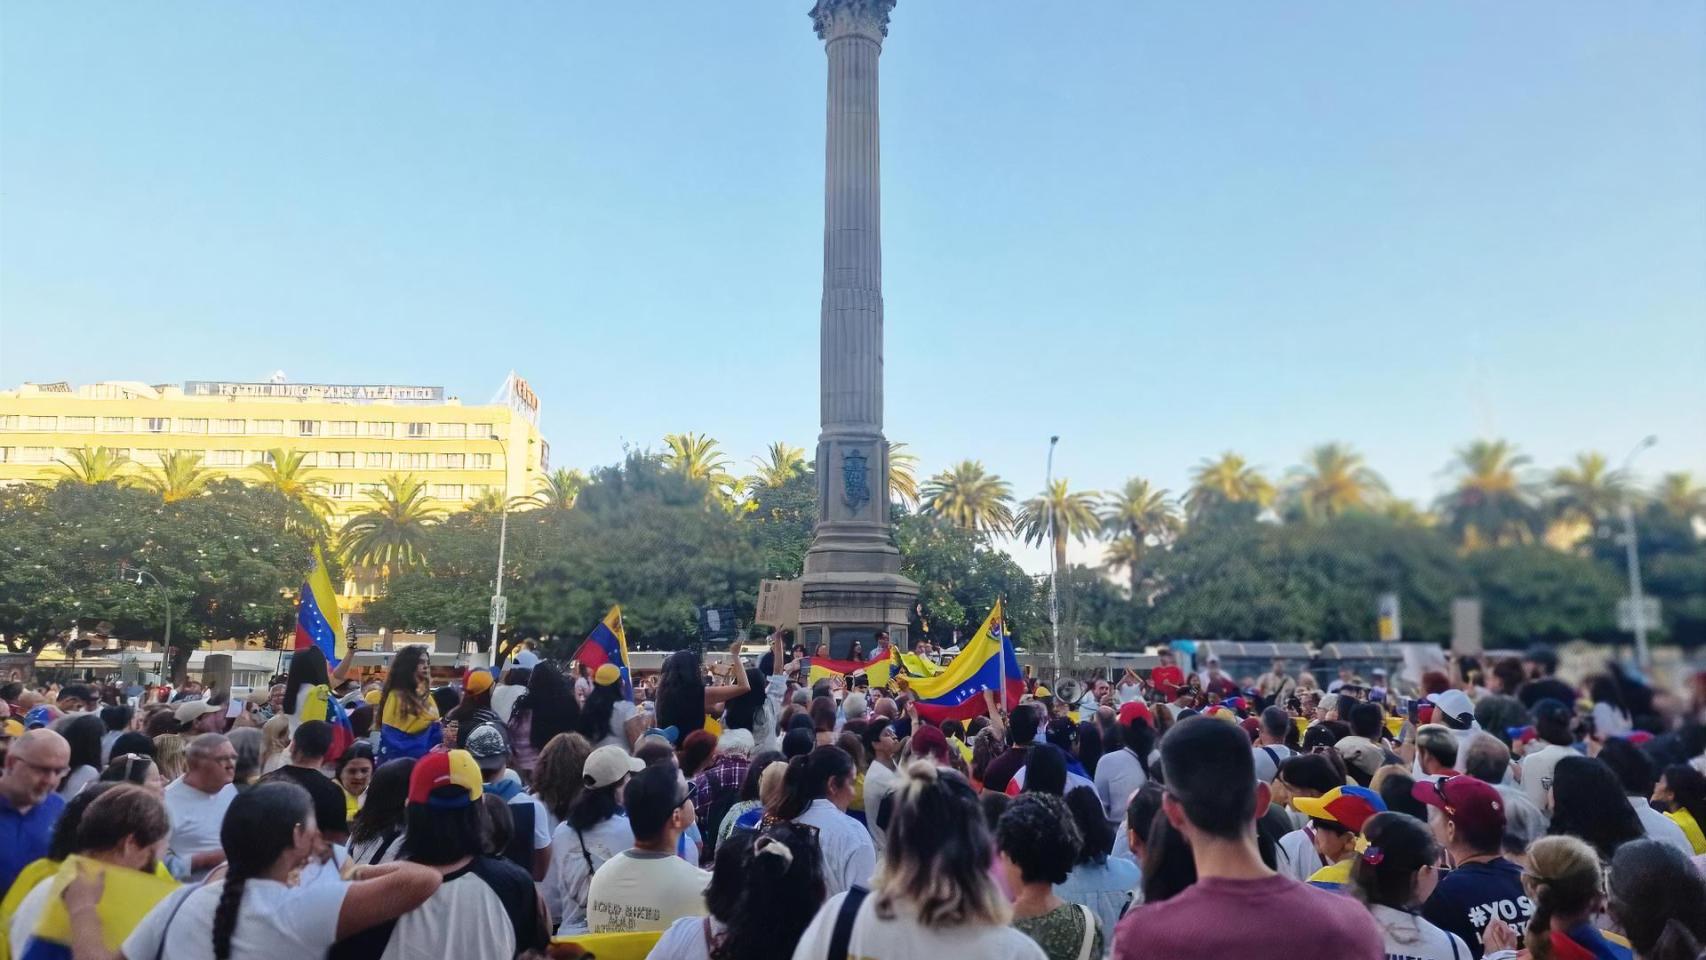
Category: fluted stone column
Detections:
[{"x1": 798, "y1": 0, "x2": 917, "y2": 655}]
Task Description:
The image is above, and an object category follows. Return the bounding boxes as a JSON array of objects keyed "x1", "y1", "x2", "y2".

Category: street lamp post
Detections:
[
  {"x1": 488, "y1": 434, "x2": 513, "y2": 662},
  {"x1": 1619, "y1": 435, "x2": 1658, "y2": 671},
  {"x1": 119, "y1": 563, "x2": 171, "y2": 672},
  {"x1": 1045, "y1": 435, "x2": 1060, "y2": 683}
]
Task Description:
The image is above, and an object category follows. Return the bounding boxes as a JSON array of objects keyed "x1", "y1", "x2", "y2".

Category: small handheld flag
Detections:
[
  {"x1": 293, "y1": 547, "x2": 347, "y2": 666},
  {"x1": 574, "y1": 605, "x2": 633, "y2": 700}
]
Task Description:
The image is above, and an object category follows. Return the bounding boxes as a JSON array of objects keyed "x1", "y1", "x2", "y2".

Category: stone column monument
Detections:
[{"x1": 798, "y1": 0, "x2": 918, "y2": 657}]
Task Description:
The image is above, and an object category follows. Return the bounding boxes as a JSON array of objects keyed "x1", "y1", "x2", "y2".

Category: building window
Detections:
[
  {"x1": 23, "y1": 416, "x2": 57, "y2": 431},
  {"x1": 330, "y1": 483, "x2": 354, "y2": 499},
  {"x1": 209, "y1": 450, "x2": 243, "y2": 466},
  {"x1": 397, "y1": 452, "x2": 429, "y2": 470},
  {"x1": 329, "y1": 420, "x2": 357, "y2": 437},
  {"x1": 20, "y1": 447, "x2": 54, "y2": 463},
  {"x1": 362, "y1": 422, "x2": 394, "y2": 438},
  {"x1": 406, "y1": 422, "x2": 430, "y2": 438},
  {"x1": 0, "y1": 416, "x2": 16, "y2": 430},
  {"x1": 294, "y1": 420, "x2": 320, "y2": 437},
  {"x1": 212, "y1": 418, "x2": 245, "y2": 435},
  {"x1": 358, "y1": 482, "x2": 384, "y2": 497},
  {"x1": 0, "y1": 448, "x2": 9, "y2": 463},
  {"x1": 298, "y1": 452, "x2": 319, "y2": 467},
  {"x1": 109, "y1": 448, "x2": 131, "y2": 460},
  {"x1": 436, "y1": 453, "x2": 465, "y2": 469},
  {"x1": 143, "y1": 418, "x2": 168, "y2": 434},
  {"x1": 363, "y1": 452, "x2": 392, "y2": 469},
  {"x1": 101, "y1": 417, "x2": 134, "y2": 432},
  {"x1": 177, "y1": 418, "x2": 208, "y2": 434},
  {"x1": 253, "y1": 420, "x2": 283, "y2": 435},
  {"x1": 329, "y1": 452, "x2": 355, "y2": 469},
  {"x1": 431, "y1": 484, "x2": 463, "y2": 500},
  {"x1": 473, "y1": 422, "x2": 494, "y2": 439},
  {"x1": 63, "y1": 416, "x2": 96, "y2": 431},
  {"x1": 464, "y1": 484, "x2": 492, "y2": 499},
  {"x1": 137, "y1": 449, "x2": 166, "y2": 467},
  {"x1": 436, "y1": 423, "x2": 467, "y2": 440},
  {"x1": 246, "y1": 450, "x2": 270, "y2": 464},
  {"x1": 472, "y1": 453, "x2": 493, "y2": 470}
]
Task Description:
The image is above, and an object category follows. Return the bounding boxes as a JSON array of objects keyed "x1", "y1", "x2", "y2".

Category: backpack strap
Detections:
[
  {"x1": 828, "y1": 885, "x2": 869, "y2": 960},
  {"x1": 1074, "y1": 903, "x2": 1096, "y2": 960},
  {"x1": 153, "y1": 882, "x2": 204, "y2": 960}
]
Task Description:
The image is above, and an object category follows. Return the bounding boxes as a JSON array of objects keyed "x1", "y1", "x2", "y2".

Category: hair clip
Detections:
[
  {"x1": 1362, "y1": 846, "x2": 1385, "y2": 866},
  {"x1": 753, "y1": 835, "x2": 795, "y2": 869}
]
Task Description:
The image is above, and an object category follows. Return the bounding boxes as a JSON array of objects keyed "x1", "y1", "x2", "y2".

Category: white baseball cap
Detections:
[{"x1": 582, "y1": 745, "x2": 645, "y2": 790}]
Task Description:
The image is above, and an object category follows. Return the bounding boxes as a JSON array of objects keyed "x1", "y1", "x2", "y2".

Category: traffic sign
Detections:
[
  {"x1": 490, "y1": 594, "x2": 508, "y2": 625},
  {"x1": 1616, "y1": 596, "x2": 1660, "y2": 632}
]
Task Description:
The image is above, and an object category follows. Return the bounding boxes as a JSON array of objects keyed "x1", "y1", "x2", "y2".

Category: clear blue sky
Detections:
[{"x1": 4, "y1": 2, "x2": 1703, "y2": 572}]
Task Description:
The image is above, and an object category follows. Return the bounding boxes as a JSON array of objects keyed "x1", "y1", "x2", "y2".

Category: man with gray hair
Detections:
[
  {"x1": 842, "y1": 691, "x2": 869, "y2": 724},
  {"x1": 162, "y1": 732, "x2": 237, "y2": 880},
  {"x1": 1462, "y1": 731, "x2": 1549, "y2": 859}
]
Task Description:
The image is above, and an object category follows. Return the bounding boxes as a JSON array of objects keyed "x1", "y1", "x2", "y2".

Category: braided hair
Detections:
[{"x1": 212, "y1": 782, "x2": 313, "y2": 960}]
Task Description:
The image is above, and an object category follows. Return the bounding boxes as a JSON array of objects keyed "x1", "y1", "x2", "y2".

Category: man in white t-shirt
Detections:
[
  {"x1": 163, "y1": 733, "x2": 238, "y2": 880},
  {"x1": 860, "y1": 718, "x2": 901, "y2": 851},
  {"x1": 1250, "y1": 707, "x2": 1296, "y2": 784},
  {"x1": 587, "y1": 763, "x2": 710, "y2": 934}
]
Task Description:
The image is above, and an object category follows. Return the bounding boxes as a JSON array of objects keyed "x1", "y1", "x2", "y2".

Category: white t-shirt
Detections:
[
  {"x1": 58, "y1": 765, "x2": 99, "y2": 800},
  {"x1": 1092, "y1": 748, "x2": 1149, "y2": 826},
  {"x1": 1629, "y1": 797, "x2": 1695, "y2": 857},
  {"x1": 1251, "y1": 744, "x2": 1296, "y2": 784},
  {"x1": 9, "y1": 877, "x2": 52, "y2": 960},
  {"x1": 1515, "y1": 742, "x2": 1575, "y2": 813},
  {"x1": 863, "y1": 761, "x2": 899, "y2": 852},
  {"x1": 592, "y1": 700, "x2": 639, "y2": 752},
  {"x1": 1276, "y1": 826, "x2": 1327, "y2": 883},
  {"x1": 790, "y1": 892, "x2": 1047, "y2": 960},
  {"x1": 1370, "y1": 903, "x2": 1472, "y2": 960},
  {"x1": 795, "y1": 799, "x2": 876, "y2": 898},
  {"x1": 163, "y1": 779, "x2": 238, "y2": 881},
  {"x1": 551, "y1": 814, "x2": 635, "y2": 934},
  {"x1": 646, "y1": 915, "x2": 722, "y2": 960},
  {"x1": 586, "y1": 849, "x2": 710, "y2": 934},
  {"x1": 122, "y1": 876, "x2": 349, "y2": 960}
]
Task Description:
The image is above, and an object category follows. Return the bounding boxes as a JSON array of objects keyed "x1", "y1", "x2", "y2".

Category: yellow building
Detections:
[{"x1": 0, "y1": 376, "x2": 550, "y2": 597}]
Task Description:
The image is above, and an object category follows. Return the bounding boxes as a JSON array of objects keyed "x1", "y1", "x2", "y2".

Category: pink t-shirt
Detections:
[{"x1": 1112, "y1": 873, "x2": 1383, "y2": 960}]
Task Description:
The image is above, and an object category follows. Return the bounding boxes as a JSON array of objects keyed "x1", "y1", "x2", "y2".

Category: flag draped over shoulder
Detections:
[
  {"x1": 22, "y1": 856, "x2": 177, "y2": 960},
  {"x1": 574, "y1": 605, "x2": 633, "y2": 699},
  {"x1": 293, "y1": 547, "x2": 346, "y2": 665},
  {"x1": 907, "y1": 601, "x2": 1023, "y2": 722}
]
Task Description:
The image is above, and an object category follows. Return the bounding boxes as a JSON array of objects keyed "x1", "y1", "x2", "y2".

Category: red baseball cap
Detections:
[
  {"x1": 909, "y1": 724, "x2": 951, "y2": 762},
  {"x1": 1411, "y1": 774, "x2": 1504, "y2": 837},
  {"x1": 1117, "y1": 701, "x2": 1153, "y2": 728}
]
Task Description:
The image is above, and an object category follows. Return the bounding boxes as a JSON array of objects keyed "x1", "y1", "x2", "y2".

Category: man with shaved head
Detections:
[{"x1": 1, "y1": 727, "x2": 70, "y2": 891}]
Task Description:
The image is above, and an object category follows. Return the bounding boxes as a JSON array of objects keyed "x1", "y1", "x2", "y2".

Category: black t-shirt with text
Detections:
[{"x1": 1420, "y1": 857, "x2": 1533, "y2": 960}]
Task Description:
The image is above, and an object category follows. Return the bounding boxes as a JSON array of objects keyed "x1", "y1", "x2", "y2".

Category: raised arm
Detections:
[
  {"x1": 703, "y1": 639, "x2": 753, "y2": 709},
  {"x1": 334, "y1": 861, "x2": 444, "y2": 940}
]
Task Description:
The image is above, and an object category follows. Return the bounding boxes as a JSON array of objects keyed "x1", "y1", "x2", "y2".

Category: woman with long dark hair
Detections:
[
  {"x1": 377, "y1": 646, "x2": 441, "y2": 762},
  {"x1": 576, "y1": 665, "x2": 641, "y2": 752},
  {"x1": 654, "y1": 641, "x2": 750, "y2": 736},
  {"x1": 1056, "y1": 786, "x2": 1137, "y2": 942},
  {"x1": 792, "y1": 762, "x2": 1043, "y2": 959},
  {"x1": 773, "y1": 745, "x2": 874, "y2": 897},
  {"x1": 109, "y1": 781, "x2": 441, "y2": 960},
  {"x1": 282, "y1": 646, "x2": 353, "y2": 735},
  {"x1": 1652, "y1": 764, "x2": 1706, "y2": 854},
  {"x1": 349, "y1": 757, "x2": 415, "y2": 866},
  {"x1": 507, "y1": 662, "x2": 579, "y2": 780},
  {"x1": 1349, "y1": 812, "x2": 1470, "y2": 959},
  {"x1": 59, "y1": 714, "x2": 107, "y2": 798},
  {"x1": 550, "y1": 745, "x2": 642, "y2": 934},
  {"x1": 646, "y1": 823, "x2": 826, "y2": 960},
  {"x1": 1548, "y1": 755, "x2": 1644, "y2": 862}
]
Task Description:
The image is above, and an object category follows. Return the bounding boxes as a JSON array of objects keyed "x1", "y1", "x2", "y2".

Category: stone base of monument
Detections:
[{"x1": 797, "y1": 570, "x2": 917, "y2": 661}]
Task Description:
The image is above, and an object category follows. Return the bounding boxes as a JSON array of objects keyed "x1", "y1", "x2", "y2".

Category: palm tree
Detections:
[
  {"x1": 920, "y1": 460, "x2": 1016, "y2": 536},
  {"x1": 52, "y1": 447, "x2": 132, "y2": 486},
  {"x1": 1101, "y1": 477, "x2": 1181, "y2": 594},
  {"x1": 1436, "y1": 439, "x2": 1539, "y2": 548},
  {"x1": 888, "y1": 442, "x2": 920, "y2": 506},
  {"x1": 1284, "y1": 443, "x2": 1388, "y2": 520},
  {"x1": 468, "y1": 489, "x2": 508, "y2": 517},
  {"x1": 1655, "y1": 472, "x2": 1706, "y2": 525},
  {"x1": 249, "y1": 449, "x2": 333, "y2": 533},
  {"x1": 1016, "y1": 480, "x2": 1103, "y2": 573},
  {"x1": 662, "y1": 432, "x2": 736, "y2": 496},
  {"x1": 337, "y1": 474, "x2": 442, "y2": 578},
  {"x1": 1187, "y1": 452, "x2": 1275, "y2": 518},
  {"x1": 138, "y1": 451, "x2": 214, "y2": 504},
  {"x1": 526, "y1": 467, "x2": 585, "y2": 510},
  {"x1": 747, "y1": 442, "x2": 808, "y2": 493},
  {"x1": 1548, "y1": 452, "x2": 1628, "y2": 529}
]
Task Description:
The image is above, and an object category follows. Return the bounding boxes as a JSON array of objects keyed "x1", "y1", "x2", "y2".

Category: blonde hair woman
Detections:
[
  {"x1": 790, "y1": 762, "x2": 1045, "y2": 959},
  {"x1": 1484, "y1": 835, "x2": 1616, "y2": 960},
  {"x1": 260, "y1": 713, "x2": 291, "y2": 775},
  {"x1": 151, "y1": 733, "x2": 186, "y2": 782}
]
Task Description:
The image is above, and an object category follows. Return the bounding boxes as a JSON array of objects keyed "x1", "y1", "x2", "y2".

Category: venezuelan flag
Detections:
[
  {"x1": 906, "y1": 602, "x2": 1024, "y2": 722},
  {"x1": 574, "y1": 605, "x2": 633, "y2": 699},
  {"x1": 293, "y1": 546, "x2": 347, "y2": 666},
  {"x1": 22, "y1": 856, "x2": 177, "y2": 960}
]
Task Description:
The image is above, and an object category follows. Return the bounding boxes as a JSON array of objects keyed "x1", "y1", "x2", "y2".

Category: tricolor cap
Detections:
[
  {"x1": 23, "y1": 706, "x2": 54, "y2": 729},
  {"x1": 594, "y1": 663, "x2": 623, "y2": 687},
  {"x1": 1117, "y1": 701, "x2": 1154, "y2": 728},
  {"x1": 464, "y1": 669, "x2": 494, "y2": 696},
  {"x1": 1220, "y1": 696, "x2": 1247, "y2": 713},
  {"x1": 1410, "y1": 774, "x2": 1504, "y2": 837},
  {"x1": 1293, "y1": 785, "x2": 1387, "y2": 833},
  {"x1": 408, "y1": 749, "x2": 484, "y2": 808}
]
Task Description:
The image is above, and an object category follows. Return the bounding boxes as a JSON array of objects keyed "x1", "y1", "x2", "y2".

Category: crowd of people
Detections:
[{"x1": 3, "y1": 635, "x2": 1705, "y2": 960}]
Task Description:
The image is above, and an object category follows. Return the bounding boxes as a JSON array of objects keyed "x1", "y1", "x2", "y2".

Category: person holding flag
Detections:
[
  {"x1": 284, "y1": 550, "x2": 357, "y2": 758},
  {"x1": 898, "y1": 601, "x2": 1025, "y2": 724},
  {"x1": 376, "y1": 647, "x2": 441, "y2": 764},
  {"x1": 572, "y1": 606, "x2": 634, "y2": 700}
]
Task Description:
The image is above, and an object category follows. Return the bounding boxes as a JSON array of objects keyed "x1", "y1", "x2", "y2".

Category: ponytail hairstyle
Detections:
[
  {"x1": 379, "y1": 646, "x2": 431, "y2": 724},
  {"x1": 874, "y1": 761, "x2": 1007, "y2": 929},
  {"x1": 282, "y1": 646, "x2": 329, "y2": 717},
  {"x1": 1521, "y1": 835, "x2": 1604, "y2": 960},
  {"x1": 1350, "y1": 812, "x2": 1440, "y2": 911},
  {"x1": 706, "y1": 823, "x2": 827, "y2": 960},
  {"x1": 773, "y1": 745, "x2": 853, "y2": 821},
  {"x1": 1608, "y1": 838, "x2": 1706, "y2": 960},
  {"x1": 212, "y1": 782, "x2": 313, "y2": 960}
]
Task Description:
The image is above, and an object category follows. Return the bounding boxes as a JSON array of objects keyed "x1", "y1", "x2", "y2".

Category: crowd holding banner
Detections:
[{"x1": 2, "y1": 582, "x2": 1706, "y2": 960}]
